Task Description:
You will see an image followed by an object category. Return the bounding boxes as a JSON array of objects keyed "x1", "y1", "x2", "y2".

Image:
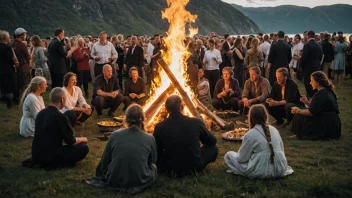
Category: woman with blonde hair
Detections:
[
  {"x1": 19, "y1": 76, "x2": 47, "y2": 137},
  {"x1": 86, "y1": 104, "x2": 157, "y2": 194},
  {"x1": 30, "y1": 35, "x2": 52, "y2": 88},
  {"x1": 244, "y1": 38, "x2": 264, "y2": 70},
  {"x1": 224, "y1": 104, "x2": 293, "y2": 179}
]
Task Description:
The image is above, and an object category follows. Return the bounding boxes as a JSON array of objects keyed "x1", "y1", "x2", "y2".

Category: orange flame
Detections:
[{"x1": 143, "y1": 0, "x2": 198, "y2": 124}]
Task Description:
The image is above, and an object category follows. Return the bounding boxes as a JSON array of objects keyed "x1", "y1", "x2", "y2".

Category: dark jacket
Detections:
[
  {"x1": 268, "y1": 40, "x2": 292, "y2": 84},
  {"x1": 48, "y1": 38, "x2": 68, "y2": 74},
  {"x1": 0, "y1": 43, "x2": 15, "y2": 74},
  {"x1": 269, "y1": 78, "x2": 302, "y2": 105},
  {"x1": 320, "y1": 39, "x2": 334, "y2": 63},
  {"x1": 213, "y1": 78, "x2": 241, "y2": 99},
  {"x1": 125, "y1": 44, "x2": 144, "y2": 69},
  {"x1": 300, "y1": 39, "x2": 323, "y2": 74},
  {"x1": 153, "y1": 112, "x2": 217, "y2": 176}
]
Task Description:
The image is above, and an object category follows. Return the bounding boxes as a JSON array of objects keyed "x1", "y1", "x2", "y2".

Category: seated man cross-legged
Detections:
[
  {"x1": 265, "y1": 67, "x2": 304, "y2": 125},
  {"x1": 153, "y1": 95, "x2": 218, "y2": 177},
  {"x1": 239, "y1": 66, "x2": 271, "y2": 114},
  {"x1": 23, "y1": 88, "x2": 89, "y2": 170},
  {"x1": 123, "y1": 67, "x2": 147, "y2": 110},
  {"x1": 92, "y1": 64, "x2": 124, "y2": 117}
]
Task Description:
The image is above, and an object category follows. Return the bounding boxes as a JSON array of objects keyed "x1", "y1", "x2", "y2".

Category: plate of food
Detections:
[
  {"x1": 222, "y1": 128, "x2": 249, "y2": 141},
  {"x1": 113, "y1": 115, "x2": 125, "y2": 122},
  {"x1": 97, "y1": 121, "x2": 123, "y2": 132}
]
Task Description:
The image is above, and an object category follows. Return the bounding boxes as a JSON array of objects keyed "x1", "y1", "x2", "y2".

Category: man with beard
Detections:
[
  {"x1": 265, "y1": 68, "x2": 303, "y2": 126},
  {"x1": 239, "y1": 66, "x2": 270, "y2": 114}
]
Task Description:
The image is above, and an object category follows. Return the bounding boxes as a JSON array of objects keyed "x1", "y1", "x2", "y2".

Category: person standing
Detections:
[
  {"x1": 90, "y1": 31, "x2": 118, "y2": 77},
  {"x1": 320, "y1": 34, "x2": 334, "y2": 78},
  {"x1": 124, "y1": 35, "x2": 145, "y2": 78},
  {"x1": 48, "y1": 28, "x2": 77, "y2": 88},
  {"x1": 74, "y1": 38, "x2": 91, "y2": 97},
  {"x1": 332, "y1": 35, "x2": 348, "y2": 88},
  {"x1": 0, "y1": 30, "x2": 18, "y2": 108},
  {"x1": 259, "y1": 35, "x2": 271, "y2": 78},
  {"x1": 233, "y1": 38, "x2": 246, "y2": 88},
  {"x1": 289, "y1": 34, "x2": 304, "y2": 79},
  {"x1": 300, "y1": 31, "x2": 323, "y2": 98},
  {"x1": 203, "y1": 39, "x2": 222, "y2": 98},
  {"x1": 11, "y1": 28, "x2": 31, "y2": 95},
  {"x1": 267, "y1": 31, "x2": 292, "y2": 85}
]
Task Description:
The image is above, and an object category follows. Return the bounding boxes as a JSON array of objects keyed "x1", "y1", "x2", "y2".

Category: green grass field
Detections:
[{"x1": 0, "y1": 81, "x2": 351, "y2": 198}]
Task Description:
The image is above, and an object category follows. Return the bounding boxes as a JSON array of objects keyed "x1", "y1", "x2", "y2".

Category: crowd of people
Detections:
[{"x1": 0, "y1": 27, "x2": 348, "y2": 194}]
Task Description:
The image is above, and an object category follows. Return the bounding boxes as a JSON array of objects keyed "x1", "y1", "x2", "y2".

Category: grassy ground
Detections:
[{"x1": 0, "y1": 81, "x2": 352, "y2": 198}]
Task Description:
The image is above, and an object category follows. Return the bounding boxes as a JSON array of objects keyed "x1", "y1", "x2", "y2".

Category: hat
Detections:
[{"x1": 15, "y1": 28, "x2": 27, "y2": 36}]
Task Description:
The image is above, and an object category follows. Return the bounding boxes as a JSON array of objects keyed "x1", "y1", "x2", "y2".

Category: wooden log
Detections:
[
  {"x1": 195, "y1": 99, "x2": 235, "y2": 130},
  {"x1": 144, "y1": 85, "x2": 175, "y2": 125},
  {"x1": 157, "y1": 59, "x2": 203, "y2": 121}
]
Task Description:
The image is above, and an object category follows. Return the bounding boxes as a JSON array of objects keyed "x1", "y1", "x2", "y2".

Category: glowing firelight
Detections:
[{"x1": 143, "y1": 0, "x2": 199, "y2": 125}]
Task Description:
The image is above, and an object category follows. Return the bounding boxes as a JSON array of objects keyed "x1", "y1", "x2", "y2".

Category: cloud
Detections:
[{"x1": 246, "y1": 0, "x2": 277, "y2": 4}]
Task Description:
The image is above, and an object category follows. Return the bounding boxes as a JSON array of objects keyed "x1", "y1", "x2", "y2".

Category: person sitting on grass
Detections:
[
  {"x1": 238, "y1": 66, "x2": 271, "y2": 115},
  {"x1": 290, "y1": 71, "x2": 341, "y2": 140},
  {"x1": 265, "y1": 67, "x2": 303, "y2": 126},
  {"x1": 197, "y1": 68, "x2": 211, "y2": 105},
  {"x1": 24, "y1": 88, "x2": 89, "y2": 170},
  {"x1": 60, "y1": 72, "x2": 93, "y2": 127},
  {"x1": 153, "y1": 95, "x2": 218, "y2": 177},
  {"x1": 86, "y1": 104, "x2": 157, "y2": 194},
  {"x1": 212, "y1": 67, "x2": 241, "y2": 111},
  {"x1": 19, "y1": 76, "x2": 47, "y2": 138},
  {"x1": 92, "y1": 64, "x2": 124, "y2": 117},
  {"x1": 224, "y1": 104, "x2": 294, "y2": 179},
  {"x1": 122, "y1": 67, "x2": 147, "y2": 110}
]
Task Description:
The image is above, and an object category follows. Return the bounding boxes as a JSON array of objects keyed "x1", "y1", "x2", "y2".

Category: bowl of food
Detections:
[
  {"x1": 222, "y1": 127, "x2": 249, "y2": 141},
  {"x1": 113, "y1": 115, "x2": 125, "y2": 122},
  {"x1": 97, "y1": 121, "x2": 123, "y2": 132}
]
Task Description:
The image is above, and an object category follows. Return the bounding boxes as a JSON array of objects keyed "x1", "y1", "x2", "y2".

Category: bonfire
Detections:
[{"x1": 142, "y1": 0, "x2": 234, "y2": 132}]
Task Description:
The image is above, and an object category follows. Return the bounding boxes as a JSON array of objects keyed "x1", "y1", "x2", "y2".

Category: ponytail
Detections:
[{"x1": 262, "y1": 124, "x2": 275, "y2": 164}]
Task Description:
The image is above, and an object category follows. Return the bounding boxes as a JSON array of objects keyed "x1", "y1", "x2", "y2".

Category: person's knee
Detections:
[
  {"x1": 76, "y1": 144, "x2": 89, "y2": 160},
  {"x1": 212, "y1": 99, "x2": 221, "y2": 110},
  {"x1": 113, "y1": 94, "x2": 124, "y2": 103},
  {"x1": 94, "y1": 96, "x2": 105, "y2": 107}
]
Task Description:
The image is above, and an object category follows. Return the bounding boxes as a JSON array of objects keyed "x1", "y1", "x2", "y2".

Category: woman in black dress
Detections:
[
  {"x1": 233, "y1": 38, "x2": 246, "y2": 89},
  {"x1": 290, "y1": 71, "x2": 341, "y2": 140}
]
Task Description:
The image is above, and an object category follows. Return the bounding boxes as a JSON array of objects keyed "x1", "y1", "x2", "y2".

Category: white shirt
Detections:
[
  {"x1": 203, "y1": 48, "x2": 222, "y2": 70},
  {"x1": 145, "y1": 43, "x2": 154, "y2": 64},
  {"x1": 289, "y1": 42, "x2": 304, "y2": 68},
  {"x1": 259, "y1": 41, "x2": 271, "y2": 68},
  {"x1": 20, "y1": 93, "x2": 45, "y2": 137},
  {"x1": 60, "y1": 86, "x2": 90, "y2": 113},
  {"x1": 90, "y1": 41, "x2": 118, "y2": 64}
]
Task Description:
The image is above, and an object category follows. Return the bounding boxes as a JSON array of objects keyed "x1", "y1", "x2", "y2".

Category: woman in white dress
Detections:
[
  {"x1": 61, "y1": 72, "x2": 93, "y2": 127},
  {"x1": 19, "y1": 76, "x2": 47, "y2": 137},
  {"x1": 224, "y1": 104, "x2": 293, "y2": 179}
]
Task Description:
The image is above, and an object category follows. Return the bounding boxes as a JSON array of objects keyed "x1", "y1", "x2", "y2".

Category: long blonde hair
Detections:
[
  {"x1": 248, "y1": 38, "x2": 260, "y2": 55},
  {"x1": 19, "y1": 76, "x2": 46, "y2": 108},
  {"x1": 248, "y1": 104, "x2": 275, "y2": 164}
]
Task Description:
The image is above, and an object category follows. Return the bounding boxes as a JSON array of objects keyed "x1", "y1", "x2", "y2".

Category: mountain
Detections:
[
  {"x1": 0, "y1": 0, "x2": 261, "y2": 37},
  {"x1": 232, "y1": 4, "x2": 352, "y2": 34}
]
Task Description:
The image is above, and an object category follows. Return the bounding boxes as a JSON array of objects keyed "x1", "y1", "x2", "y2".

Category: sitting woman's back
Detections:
[
  {"x1": 224, "y1": 104, "x2": 293, "y2": 179},
  {"x1": 86, "y1": 104, "x2": 157, "y2": 194}
]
